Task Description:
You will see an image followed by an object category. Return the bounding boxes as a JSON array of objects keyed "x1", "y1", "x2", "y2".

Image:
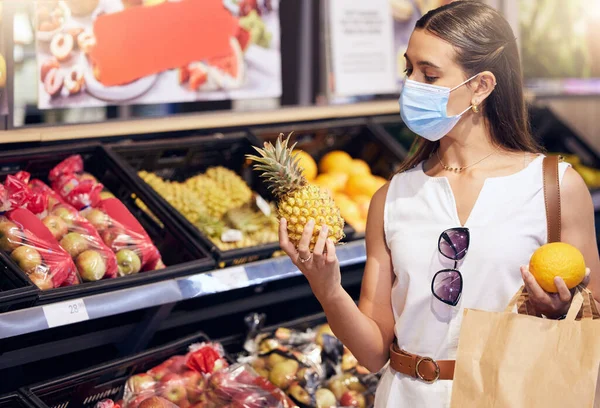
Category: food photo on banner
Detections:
[{"x1": 34, "y1": 0, "x2": 281, "y2": 109}]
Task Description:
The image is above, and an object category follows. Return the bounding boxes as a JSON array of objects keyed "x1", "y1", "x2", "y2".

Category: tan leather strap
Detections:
[
  {"x1": 389, "y1": 343, "x2": 455, "y2": 382},
  {"x1": 543, "y1": 155, "x2": 561, "y2": 243},
  {"x1": 518, "y1": 155, "x2": 562, "y2": 316}
]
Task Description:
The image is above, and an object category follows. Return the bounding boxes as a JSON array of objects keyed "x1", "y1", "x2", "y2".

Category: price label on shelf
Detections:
[
  {"x1": 43, "y1": 298, "x2": 89, "y2": 328},
  {"x1": 214, "y1": 266, "x2": 249, "y2": 290},
  {"x1": 255, "y1": 194, "x2": 271, "y2": 217}
]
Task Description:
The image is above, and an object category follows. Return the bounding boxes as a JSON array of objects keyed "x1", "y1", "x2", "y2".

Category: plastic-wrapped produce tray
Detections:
[
  {"x1": 110, "y1": 131, "x2": 329, "y2": 267},
  {"x1": 23, "y1": 332, "x2": 210, "y2": 408},
  {"x1": 0, "y1": 143, "x2": 215, "y2": 304}
]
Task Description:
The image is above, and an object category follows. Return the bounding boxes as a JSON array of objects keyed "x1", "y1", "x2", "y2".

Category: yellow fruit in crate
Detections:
[
  {"x1": 347, "y1": 159, "x2": 372, "y2": 176},
  {"x1": 352, "y1": 195, "x2": 371, "y2": 219},
  {"x1": 247, "y1": 134, "x2": 345, "y2": 250},
  {"x1": 205, "y1": 166, "x2": 253, "y2": 208},
  {"x1": 314, "y1": 173, "x2": 347, "y2": 193},
  {"x1": 292, "y1": 150, "x2": 318, "y2": 181},
  {"x1": 529, "y1": 243, "x2": 586, "y2": 293},
  {"x1": 346, "y1": 175, "x2": 385, "y2": 198},
  {"x1": 333, "y1": 194, "x2": 361, "y2": 221},
  {"x1": 319, "y1": 151, "x2": 353, "y2": 174}
]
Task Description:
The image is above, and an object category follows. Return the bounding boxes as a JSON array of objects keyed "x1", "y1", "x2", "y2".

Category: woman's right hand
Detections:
[{"x1": 279, "y1": 218, "x2": 342, "y2": 300}]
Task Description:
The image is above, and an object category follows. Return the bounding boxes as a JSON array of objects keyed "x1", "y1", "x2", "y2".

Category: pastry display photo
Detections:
[{"x1": 35, "y1": 0, "x2": 282, "y2": 109}]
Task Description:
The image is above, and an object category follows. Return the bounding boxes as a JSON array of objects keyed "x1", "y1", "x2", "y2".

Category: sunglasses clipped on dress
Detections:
[{"x1": 432, "y1": 227, "x2": 470, "y2": 306}]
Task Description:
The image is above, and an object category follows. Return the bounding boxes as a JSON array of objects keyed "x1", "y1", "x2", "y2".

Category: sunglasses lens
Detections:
[
  {"x1": 439, "y1": 228, "x2": 469, "y2": 261},
  {"x1": 432, "y1": 270, "x2": 462, "y2": 306}
]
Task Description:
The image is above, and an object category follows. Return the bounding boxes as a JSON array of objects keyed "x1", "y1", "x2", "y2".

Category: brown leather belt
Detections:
[{"x1": 389, "y1": 343, "x2": 455, "y2": 383}]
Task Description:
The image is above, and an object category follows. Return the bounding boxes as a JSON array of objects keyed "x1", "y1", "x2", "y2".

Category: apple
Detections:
[
  {"x1": 181, "y1": 370, "x2": 206, "y2": 402},
  {"x1": 316, "y1": 324, "x2": 335, "y2": 347},
  {"x1": 29, "y1": 270, "x2": 54, "y2": 290},
  {"x1": 268, "y1": 359, "x2": 298, "y2": 390},
  {"x1": 327, "y1": 377, "x2": 349, "y2": 400},
  {"x1": 315, "y1": 388, "x2": 336, "y2": 408},
  {"x1": 52, "y1": 205, "x2": 77, "y2": 225},
  {"x1": 84, "y1": 208, "x2": 110, "y2": 232},
  {"x1": 0, "y1": 221, "x2": 22, "y2": 253},
  {"x1": 138, "y1": 396, "x2": 179, "y2": 408},
  {"x1": 101, "y1": 228, "x2": 133, "y2": 250},
  {"x1": 115, "y1": 249, "x2": 142, "y2": 276},
  {"x1": 167, "y1": 355, "x2": 187, "y2": 374},
  {"x1": 208, "y1": 370, "x2": 238, "y2": 400},
  {"x1": 126, "y1": 373, "x2": 156, "y2": 394},
  {"x1": 342, "y1": 350, "x2": 358, "y2": 372},
  {"x1": 288, "y1": 382, "x2": 311, "y2": 405},
  {"x1": 76, "y1": 250, "x2": 106, "y2": 281},
  {"x1": 100, "y1": 191, "x2": 115, "y2": 200},
  {"x1": 339, "y1": 390, "x2": 366, "y2": 408},
  {"x1": 60, "y1": 232, "x2": 89, "y2": 258},
  {"x1": 11, "y1": 246, "x2": 42, "y2": 274},
  {"x1": 343, "y1": 374, "x2": 367, "y2": 393},
  {"x1": 231, "y1": 390, "x2": 264, "y2": 408},
  {"x1": 159, "y1": 373, "x2": 187, "y2": 405},
  {"x1": 79, "y1": 172, "x2": 98, "y2": 183},
  {"x1": 148, "y1": 360, "x2": 174, "y2": 381},
  {"x1": 42, "y1": 215, "x2": 69, "y2": 241},
  {"x1": 266, "y1": 353, "x2": 287, "y2": 369}
]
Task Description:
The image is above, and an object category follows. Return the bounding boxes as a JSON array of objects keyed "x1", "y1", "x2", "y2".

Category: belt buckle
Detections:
[{"x1": 415, "y1": 356, "x2": 440, "y2": 383}]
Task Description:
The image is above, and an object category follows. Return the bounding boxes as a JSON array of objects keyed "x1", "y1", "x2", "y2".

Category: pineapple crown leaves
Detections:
[{"x1": 246, "y1": 132, "x2": 307, "y2": 197}]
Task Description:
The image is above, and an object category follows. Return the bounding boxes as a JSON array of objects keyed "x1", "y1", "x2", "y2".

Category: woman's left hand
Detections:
[{"x1": 520, "y1": 265, "x2": 591, "y2": 318}]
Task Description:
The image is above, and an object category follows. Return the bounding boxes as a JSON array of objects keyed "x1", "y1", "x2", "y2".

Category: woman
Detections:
[{"x1": 278, "y1": 1, "x2": 600, "y2": 407}]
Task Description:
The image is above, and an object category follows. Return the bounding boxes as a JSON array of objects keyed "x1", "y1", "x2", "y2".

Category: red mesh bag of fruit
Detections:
[
  {"x1": 49, "y1": 155, "x2": 165, "y2": 274},
  {"x1": 122, "y1": 342, "x2": 296, "y2": 408},
  {"x1": 28, "y1": 177, "x2": 119, "y2": 281},
  {"x1": 0, "y1": 175, "x2": 80, "y2": 290}
]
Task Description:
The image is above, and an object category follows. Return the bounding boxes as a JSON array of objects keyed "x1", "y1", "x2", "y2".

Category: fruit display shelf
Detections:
[
  {"x1": 23, "y1": 332, "x2": 212, "y2": 408},
  {"x1": 0, "y1": 239, "x2": 365, "y2": 341},
  {"x1": 0, "y1": 392, "x2": 36, "y2": 408},
  {"x1": 249, "y1": 118, "x2": 407, "y2": 238},
  {"x1": 0, "y1": 144, "x2": 215, "y2": 304},
  {"x1": 109, "y1": 131, "x2": 356, "y2": 267},
  {"x1": 0, "y1": 261, "x2": 38, "y2": 313}
]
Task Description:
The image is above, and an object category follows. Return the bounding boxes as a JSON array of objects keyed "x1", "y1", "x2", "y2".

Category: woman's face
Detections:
[{"x1": 404, "y1": 29, "x2": 474, "y2": 117}]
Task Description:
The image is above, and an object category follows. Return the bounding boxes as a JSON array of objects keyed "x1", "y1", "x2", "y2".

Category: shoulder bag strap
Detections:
[
  {"x1": 543, "y1": 155, "x2": 561, "y2": 243},
  {"x1": 518, "y1": 155, "x2": 561, "y2": 316}
]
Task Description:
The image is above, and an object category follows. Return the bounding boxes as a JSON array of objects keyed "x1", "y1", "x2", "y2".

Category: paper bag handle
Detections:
[{"x1": 506, "y1": 285, "x2": 595, "y2": 321}]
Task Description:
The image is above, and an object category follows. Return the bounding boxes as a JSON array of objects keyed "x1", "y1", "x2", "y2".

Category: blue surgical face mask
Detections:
[{"x1": 399, "y1": 74, "x2": 479, "y2": 142}]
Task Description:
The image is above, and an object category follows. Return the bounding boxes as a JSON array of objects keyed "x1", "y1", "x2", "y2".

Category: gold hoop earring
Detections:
[{"x1": 471, "y1": 104, "x2": 480, "y2": 114}]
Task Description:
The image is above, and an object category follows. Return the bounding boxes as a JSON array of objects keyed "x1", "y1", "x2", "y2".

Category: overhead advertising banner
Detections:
[{"x1": 34, "y1": 0, "x2": 281, "y2": 109}]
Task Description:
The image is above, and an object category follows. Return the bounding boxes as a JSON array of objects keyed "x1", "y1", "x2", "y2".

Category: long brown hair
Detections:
[{"x1": 397, "y1": 1, "x2": 540, "y2": 173}]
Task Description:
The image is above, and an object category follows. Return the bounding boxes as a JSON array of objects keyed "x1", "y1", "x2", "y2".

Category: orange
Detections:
[
  {"x1": 346, "y1": 174, "x2": 385, "y2": 198},
  {"x1": 529, "y1": 242, "x2": 586, "y2": 293},
  {"x1": 347, "y1": 159, "x2": 372, "y2": 176},
  {"x1": 319, "y1": 151, "x2": 353, "y2": 174},
  {"x1": 352, "y1": 195, "x2": 371, "y2": 219},
  {"x1": 293, "y1": 150, "x2": 318, "y2": 181},
  {"x1": 314, "y1": 173, "x2": 347, "y2": 192}
]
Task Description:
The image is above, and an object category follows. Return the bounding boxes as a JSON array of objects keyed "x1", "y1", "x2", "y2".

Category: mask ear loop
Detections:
[{"x1": 450, "y1": 73, "x2": 482, "y2": 116}]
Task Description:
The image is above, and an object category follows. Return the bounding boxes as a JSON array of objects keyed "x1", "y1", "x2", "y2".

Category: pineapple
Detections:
[
  {"x1": 205, "y1": 166, "x2": 253, "y2": 208},
  {"x1": 247, "y1": 134, "x2": 345, "y2": 250},
  {"x1": 138, "y1": 171, "x2": 207, "y2": 224},
  {"x1": 185, "y1": 174, "x2": 234, "y2": 219}
]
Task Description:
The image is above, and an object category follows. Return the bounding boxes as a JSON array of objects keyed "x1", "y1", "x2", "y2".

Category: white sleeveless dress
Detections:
[{"x1": 374, "y1": 155, "x2": 570, "y2": 407}]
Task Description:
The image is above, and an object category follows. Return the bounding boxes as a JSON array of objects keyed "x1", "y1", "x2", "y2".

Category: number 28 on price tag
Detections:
[{"x1": 43, "y1": 298, "x2": 89, "y2": 328}]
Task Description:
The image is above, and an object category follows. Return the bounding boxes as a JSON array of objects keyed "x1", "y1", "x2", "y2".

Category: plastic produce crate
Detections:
[
  {"x1": 0, "y1": 144, "x2": 214, "y2": 304},
  {"x1": 109, "y1": 132, "x2": 288, "y2": 268},
  {"x1": 0, "y1": 262, "x2": 38, "y2": 313},
  {"x1": 0, "y1": 392, "x2": 36, "y2": 408},
  {"x1": 24, "y1": 332, "x2": 210, "y2": 408},
  {"x1": 250, "y1": 118, "x2": 406, "y2": 238}
]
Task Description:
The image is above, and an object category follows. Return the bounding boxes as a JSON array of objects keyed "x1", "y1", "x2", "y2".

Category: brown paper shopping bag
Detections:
[{"x1": 451, "y1": 285, "x2": 600, "y2": 408}]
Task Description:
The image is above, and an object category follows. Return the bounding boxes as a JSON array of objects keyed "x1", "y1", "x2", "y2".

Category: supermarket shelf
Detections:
[
  {"x1": 0, "y1": 100, "x2": 399, "y2": 143},
  {"x1": 0, "y1": 240, "x2": 366, "y2": 340}
]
